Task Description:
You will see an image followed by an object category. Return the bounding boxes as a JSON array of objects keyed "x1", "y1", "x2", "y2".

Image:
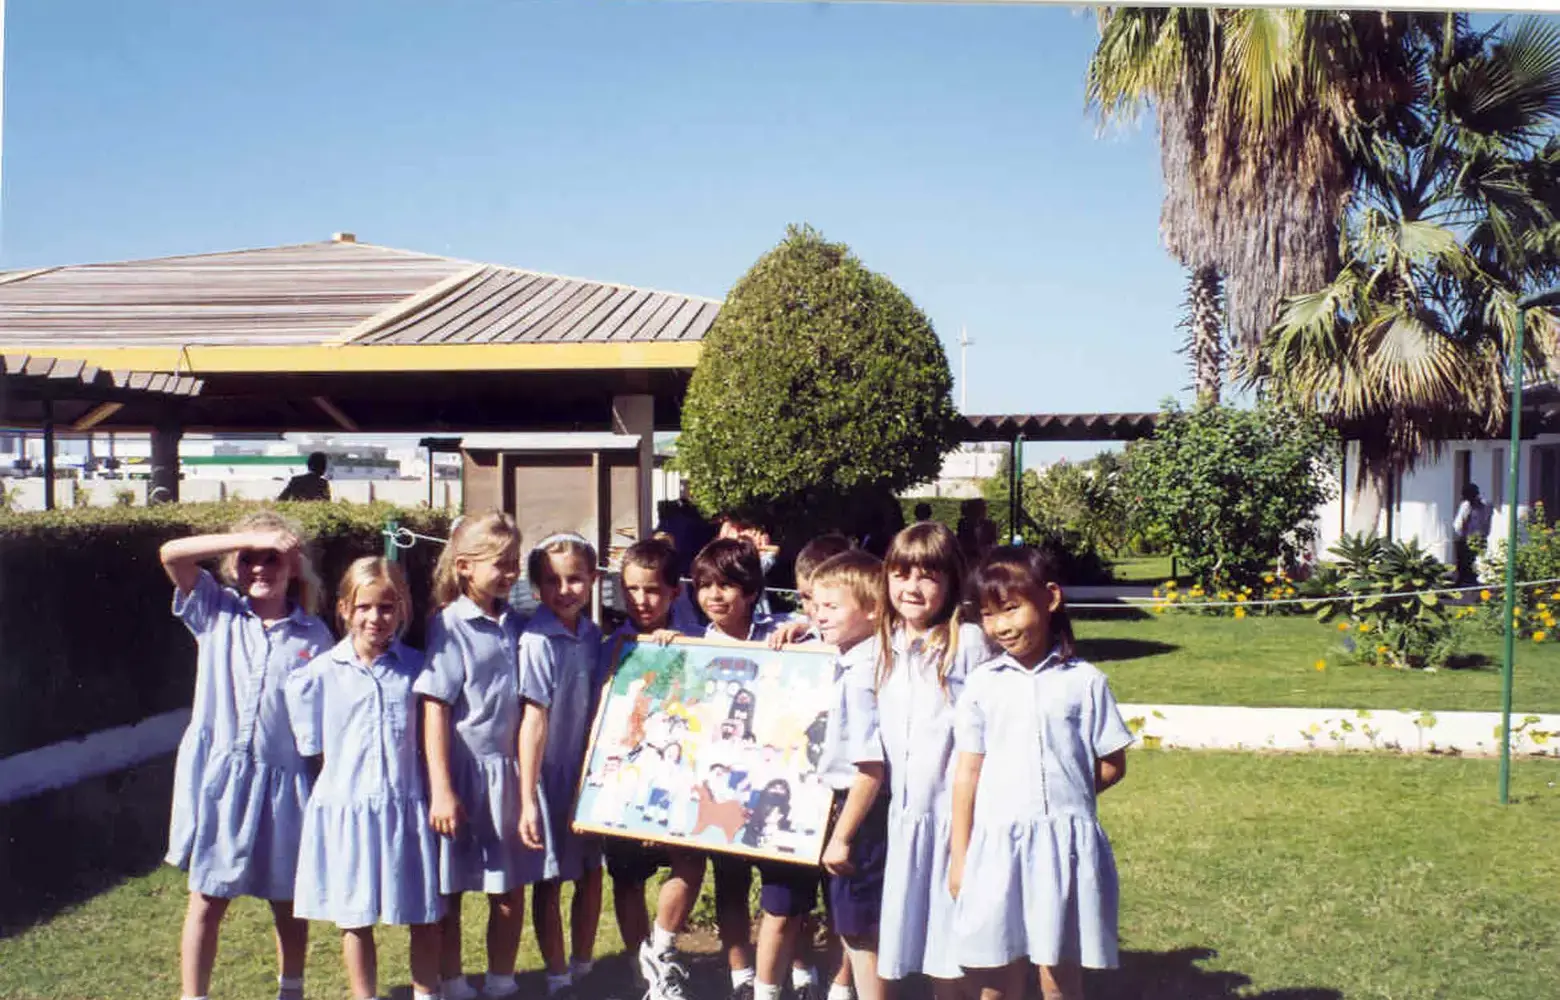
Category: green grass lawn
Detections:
[
  {"x1": 2, "y1": 753, "x2": 1557, "y2": 999},
  {"x1": 1076, "y1": 610, "x2": 1560, "y2": 713},
  {"x1": 1108, "y1": 554, "x2": 1183, "y2": 587}
]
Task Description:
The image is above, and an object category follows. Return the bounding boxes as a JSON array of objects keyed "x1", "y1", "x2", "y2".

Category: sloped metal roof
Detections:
[{"x1": 0, "y1": 239, "x2": 720, "y2": 349}]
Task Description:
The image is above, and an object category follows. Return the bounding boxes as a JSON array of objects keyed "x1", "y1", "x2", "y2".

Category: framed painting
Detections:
[{"x1": 572, "y1": 636, "x2": 839, "y2": 866}]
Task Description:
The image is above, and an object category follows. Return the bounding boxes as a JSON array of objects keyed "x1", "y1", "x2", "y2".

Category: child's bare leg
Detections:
[
  {"x1": 714, "y1": 863, "x2": 753, "y2": 972},
  {"x1": 1038, "y1": 963, "x2": 1083, "y2": 1000},
  {"x1": 833, "y1": 951, "x2": 853, "y2": 988},
  {"x1": 342, "y1": 927, "x2": 378, "y2": 1000},
  {"x1": 653, "y1": 852, "x2": 705, "y2": 941},
  {"x1": 438, "y1": 893, "x2": 464, "y2": 981},
  {"x1": 842, "y1": 937, "x2": 883, "y2": 1000},
  {"x1": 756, "y1": 913, "x2": 795, "y2": 987},
  {"x1": 531, "y1": 880, "x2": 566, "y2": 975},
  {"x1": 409, "y1": 923, "x2": 442, "y2": 997},
  {"x1": 268, "y1": 899, "x2": 308, "y2": 989},
  {"x1": 569, "y1": 867, "x2": 603, "y2": 963},
  {"x1": 180, "y1": 892, "x2": 230, "y2": 997},
  {"x1": 965, "y1": 961, "x2": 1025, "y2": 1000},
  {"x1": 487, "y1": 889, "x2": 523, "y2": 976},
  {"x1": 613, "y1": 876, "x2": 651, "y2": 954},
  {"x1": 930, "y1": 975, "x2": 967, "y2": 1000}
]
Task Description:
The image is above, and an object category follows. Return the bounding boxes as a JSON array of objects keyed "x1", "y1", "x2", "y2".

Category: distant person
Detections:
[
  {"x1": 913, "y1": 502, "x2": 933, "y2": 522},
  {"x1": 278, "y1": 452, "x2": 331, "y2": 502},
  {"x1": 1453, "y1": 482, "x2": 1493, "y2": 586}
]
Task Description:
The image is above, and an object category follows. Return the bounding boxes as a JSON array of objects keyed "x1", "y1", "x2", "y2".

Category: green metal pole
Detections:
[
  {"x1": 1499, "y1": 309, "x2": 1525, "y2": 805},
  {"x1": 385, "y1": 517, "x2": 400, "y2": 563}
]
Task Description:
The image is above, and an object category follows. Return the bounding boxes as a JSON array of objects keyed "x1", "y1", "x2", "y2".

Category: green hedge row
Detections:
[
  {"x1": 897, "y1": 496, "x2": 965, "y2": 529},
  {"x1": 0, "y1": 502, "x2": 451, "y2": 758}
]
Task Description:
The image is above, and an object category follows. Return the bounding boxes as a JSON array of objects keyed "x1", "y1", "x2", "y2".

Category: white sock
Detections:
[
  {"x1": 569, "y1": 957, "x2": 594, "y2": 981},
  {"x1": 755, "y1": 984, "x2": 783, "y2": 1000},
  {"x1": 183, "y1": 996, "x2": 209, "y2": 1000},
  {"x1": 731, "y1": 967, "x2": 756, "y2": 989},
  {"x1": 792, "y1": 966, "x2": 816, "y2": 989},
  {"x1": 485, "y1": 972, "x2": 518, "y2": 995},
  {"x1": 546, "y1": 972, "x2": 571, "y2": 995},
  {"x1": 828, "y1": 986, "x2": 855, "y2": 1000},
  {"x1": 650, "y1": 922, "x2": 676, "y2": 953},
  {"x1": 413, "y1": 992, "x2": 440, "y2": 1000}
]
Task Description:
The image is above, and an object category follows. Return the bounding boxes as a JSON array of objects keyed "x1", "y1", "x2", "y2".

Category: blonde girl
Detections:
[
  {"x1": 159, "y1": 510, "x2": 334, "y2": 1000},
  {"x1": 873, "y1": 521, "x2": 996, "y2": 998},
  {"x1": 517, "y1": 534, "x2": 606, "y2": 997},
  {"x1": 414, "y1": 513, "x2": 527, "y2": 1000},
  {"x1": 287, "y1": 557, "x2": 443, "y2": 1000}
]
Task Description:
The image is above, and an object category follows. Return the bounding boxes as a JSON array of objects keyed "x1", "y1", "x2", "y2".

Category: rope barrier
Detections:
[{"x1": 382, "y1": 528, "x2": 1560, "y2": 609}]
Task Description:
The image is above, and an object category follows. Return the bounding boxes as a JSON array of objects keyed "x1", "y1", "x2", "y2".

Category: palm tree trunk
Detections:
[{"x1": 1181, "y1": 264, "x2": 1226, "y2": 406}]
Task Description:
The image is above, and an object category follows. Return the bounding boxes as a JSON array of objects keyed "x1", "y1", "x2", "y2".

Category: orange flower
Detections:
[{"x1": 1314, "y1": 659, "x2": 1327, "y2": 672}]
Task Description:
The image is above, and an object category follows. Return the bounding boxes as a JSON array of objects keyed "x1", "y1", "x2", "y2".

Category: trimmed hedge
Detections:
[
  {"x1": 0, "y1": 502, "x2": 451, "y2": 758},
  {"x1": 898, "y1": 496, "x2": 963, "y2": 530}
]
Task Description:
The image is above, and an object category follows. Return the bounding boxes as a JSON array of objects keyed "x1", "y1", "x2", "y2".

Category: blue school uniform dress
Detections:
[
  {"x1": 413, "y1": 597, "x2": 527, "y2": 895},
  {"x1": 815, "y1": 635, "x2": 888, "y2": 938},
  {"x1": 286, "y1": 639, "x2": 443, "y2": 928},
  {"x1": 952, "y1": 650, "x2": 1133, "y2": 971},
  {"x1": 518, "y1": 606, "x2": 605, "y2": 884},
  {"x1": 166, "y1": 569, "x2": 334, "y2": 900},
  {"x1": 599, "y1": 618, "x2": 703, "y2": 884},
  {"x1": 878, "y1": 622, "x2": 994, "y2": 980}
]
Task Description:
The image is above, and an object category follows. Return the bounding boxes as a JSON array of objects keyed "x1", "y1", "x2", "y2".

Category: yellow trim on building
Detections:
[{"x1": 1, "y1": 341, "x2": 703, "y2": 374}]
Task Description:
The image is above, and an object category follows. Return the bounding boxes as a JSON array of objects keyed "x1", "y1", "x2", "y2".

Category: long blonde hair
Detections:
[
  {"x1": 431, "y1": 511, "x2": 521, "y2": 610},
  {"x1": 218, "y1": 509, "x2": 323, "y2": 616},
  {"x1": 876, "y1": 521, "x2": 969, "y2": 693},
  {"x1": 336, "y1": 557, "x2": 413, "y2": 640}
]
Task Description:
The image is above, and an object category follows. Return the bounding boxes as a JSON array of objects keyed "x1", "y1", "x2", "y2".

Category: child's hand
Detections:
[
  {"x1": 649, "y1": 629, "x2": 682, "y2": 646},
  {"x1": 947, "y1": 855, "x2": 965, "y2": 899},
  {"x1": 821, "y1": 836, "x2": 855, "y2": 876},
  {"x1": 766, "y1": 619, "x2": 813, "y2": 650},
  {"x1": 519, "y1": 797, "x2": 545, "y2": 850},
  {"x1": 250, "y1": 529, "x2": 300, "y2": 557},
  {"x1": 429, "y1": 788, "x2": 465, "y2": 839}
]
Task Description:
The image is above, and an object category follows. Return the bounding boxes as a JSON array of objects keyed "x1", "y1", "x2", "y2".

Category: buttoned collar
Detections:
[
  {"x1": 987, "y1": 647, "x2": 1068, "y2": 676},
  {"x1": 452, "y1": 594, "x2": 516, "y2": 628},
  {"x1": 239, "y1": 592, "x2": 313, "y2": 629},
  {"x1": 530, "y1": 604, "x2": 587, "y2": 640},
  {"x1": 328, "y1": 636, "x2": 409, "y2": 670}
]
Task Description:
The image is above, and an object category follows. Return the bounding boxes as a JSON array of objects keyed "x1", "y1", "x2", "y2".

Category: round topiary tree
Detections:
[{"x1": 678, "y1": 224, "x2": 959, "y2": 541}]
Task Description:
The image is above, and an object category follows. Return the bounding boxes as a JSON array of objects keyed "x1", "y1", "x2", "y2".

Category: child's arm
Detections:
[
  {"x1": 947, "y1": 751, "x2": 982, "y2": 899},
  {"x1": 765, "y1": 618, "x2": 814, "y2": 650},
  {"x1": 517, "y1": 701, "x2": 549, "y2": 849},
  {"x1": 159, "y1": 529, "x2": 298, "y2": 593},
  {"x1": 423, "y1": 698, "x2": 464, "y2": 837},
  {"x1": 1096, "y1": 749, "x2": 1127, "y2": 793},
  {"x1": 821, "y1": 761, "x2": 885, "y2": 875}
]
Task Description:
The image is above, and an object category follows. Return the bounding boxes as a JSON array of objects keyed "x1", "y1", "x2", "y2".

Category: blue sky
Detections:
[{"x1": 2, "y1": 0, "x2": 1189, "y2": 462}]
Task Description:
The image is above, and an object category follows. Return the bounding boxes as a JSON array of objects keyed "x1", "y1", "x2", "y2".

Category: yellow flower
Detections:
[
  {"x1": 1376, "y1": 645, "x2": 1389, "y2": 655},
  {"x1": 1153, "y1": 604, "x2": 1167, "y2": 614},
  {"x1": 1540, "y1": 603, "x2": 1550, "y2": 612},
  {"x1": 1152, "y1": 588, "x2": 1162, "y2": 598},
  {"x1": 1219, "y1": 591, "x2": 1231, "y2": 600},
  {"x1": 1233, "y1": 607, "x2": 1247, "y2": 619},
  {"x1": 1235, "y1": 593, "x2": 1248, "y2": 603},
  {"x1": 1482, "y1": 590, "x2": 1493, "y2": 602},
  {"x1": 1337, "y1": 621, "x2": 1351, "y2": 631},
  {"x1": 1513, "y1": 607, "x2": 1523, "y2": 617},
  {"x1": 1537, "y1": 631, "x2": 1549, "y2": 642},
  {"x1": 1264, "y1": 574, "x2": 1276, "y2": 584},
  {"x1": 1163, "y1": 580, "x2": 1177, "y2": 590},
  {"x1": 1357, "y1": 621, "x2": 1372, "y2": 633},
  {"x1": 1314, "y1": 659, "x2": 1327, "y2": 672}
]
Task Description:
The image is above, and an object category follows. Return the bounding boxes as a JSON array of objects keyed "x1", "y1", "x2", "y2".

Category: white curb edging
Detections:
[
  {"x1": 1119, "y1": 703, "x2": 1560, "y2": 757},
  {"x1": 0, "y1": 709, "x2": 189, "y2": 805}
]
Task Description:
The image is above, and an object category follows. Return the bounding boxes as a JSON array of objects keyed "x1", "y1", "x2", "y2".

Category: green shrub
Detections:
[
  {"x1": 1310, "y1": 533, "x2": 1459, "y2": 670},
  {"x1": 678, "y1": 225, "x2": 959, "y2": 542},
  {"x1": 898, "y1": 496, "x2": 963, "y2": 529},
  {"x1": 1474, "y1": 503, "x2": 1560, "y2": 642},
  {"x1": 0, "y1": 501, "x2": 450, "y2": 757}
]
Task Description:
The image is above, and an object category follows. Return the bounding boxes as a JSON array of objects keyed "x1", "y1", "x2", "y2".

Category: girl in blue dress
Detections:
[
  {"x1": 287, "y1": 557, "x2": 443, "y2": 1000},
  {"x1": 518, "y1": 534, "x2": 606, "y2": 998},
  {"x1": 949, "y1": 546, "x2": 1133, "y2": 1000},
  {"x1": 874, "y1": 521, "x2": 995, "y2": 999},
  {"x1": 159, "y1": 511, "x2": 334, "y2": 1000},
  {"x1": 415, "y1": 512, "x2": 527, "y2": 1000}
]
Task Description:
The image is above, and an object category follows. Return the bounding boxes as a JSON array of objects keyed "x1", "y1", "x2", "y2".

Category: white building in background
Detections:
[{"x1": 902, "y1": 443, "x2": 1008, "y2": 499}]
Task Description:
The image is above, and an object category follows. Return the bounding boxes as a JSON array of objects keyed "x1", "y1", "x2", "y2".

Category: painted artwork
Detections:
[{"x1": 573, "y1": 636, "x2": 839, "y2": 865}]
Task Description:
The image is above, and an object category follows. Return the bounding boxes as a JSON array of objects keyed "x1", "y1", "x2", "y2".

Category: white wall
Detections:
[
  {"x1": 1314, "y1": 437, "x2": 1543, "y2": 565},
  {"x1": 1, "y1": 477, "x2": 462, "y2": 511}
]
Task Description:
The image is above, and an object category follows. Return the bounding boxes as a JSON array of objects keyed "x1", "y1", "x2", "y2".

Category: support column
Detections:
[
  {"x1": 612, "y1": 394, "x2": 655, "y2": 539},
  {"x1": 42, "y1": 398, "x2": 56, "y2": 511},
  {"x1": 150, "y1": 419, "x2": 182, "y2": 505}
]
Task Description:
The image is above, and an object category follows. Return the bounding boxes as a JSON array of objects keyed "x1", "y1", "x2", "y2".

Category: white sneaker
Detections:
[{"x1": 443, "y1": 976, "x2": 480, "y2": 1000}]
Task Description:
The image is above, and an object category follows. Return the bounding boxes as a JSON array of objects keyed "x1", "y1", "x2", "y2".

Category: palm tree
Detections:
[
  {"x1": 1260, "y1": 16, "x2": 1560, "y2": 492},
  {"x1": 1178, "y1": 263, "x2": 1226, "y2": 405},
  {"x1": 1087, "y1": 9, "x2": 1438, "y2": 367}
]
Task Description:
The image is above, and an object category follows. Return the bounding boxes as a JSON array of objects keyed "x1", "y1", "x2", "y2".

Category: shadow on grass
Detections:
[
  {"x1": 1076, "y1": 637, "x2": 1179, "y2": 663},
  {"x1": 0, "y1": 757, "x2": 174, "y2": 939},
  {"x1": 1088, "y1": 947, "x2": 1342, "y2": 999},
  {"x1": 1444, "y1": 652, "x2": 1497, "y2": 671},
  {"x1": 1073, "y1": 606, "x2": 1155, "y2": 623}
]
